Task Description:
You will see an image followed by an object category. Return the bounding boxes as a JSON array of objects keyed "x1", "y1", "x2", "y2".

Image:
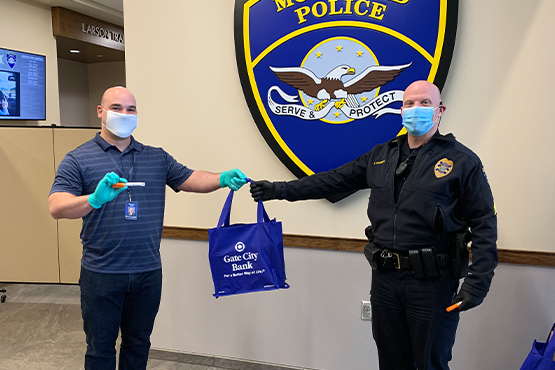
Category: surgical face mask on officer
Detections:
[
  {"x1": 401, "y1": 106, "x2": 439, "y2": 136},
  {"x1": 102, "y1": 109, "x2": 138, "y2": 138}
]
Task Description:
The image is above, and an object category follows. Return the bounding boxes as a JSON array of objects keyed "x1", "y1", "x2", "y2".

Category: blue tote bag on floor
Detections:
[
  {"x1": 520, "y1": 323, "x2": 555, "y2": 370},
  {"x1": 208, "y1": 187, "x2": 289, "y2": 298}
]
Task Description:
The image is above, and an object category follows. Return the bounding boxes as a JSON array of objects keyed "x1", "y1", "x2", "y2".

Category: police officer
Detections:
[{"x1": 250, "y1": 80, "x2": 497, "y2": 370}]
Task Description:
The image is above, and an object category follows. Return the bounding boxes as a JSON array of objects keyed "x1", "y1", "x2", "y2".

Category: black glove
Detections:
[
  {"x1": 250, "y1": 180, "x2": 276, "y2": 202},
  {"x1": 451, "y1": 288, "x2": 484, "y2": 313}
]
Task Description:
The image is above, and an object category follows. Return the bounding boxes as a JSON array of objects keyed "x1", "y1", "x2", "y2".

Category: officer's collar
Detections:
[
  {"x1": 388, "y1": 129, "x2": 455, "y2": 147},
  {"x1": 432, "y1": 129, "x2": 456, "y2": 142}
]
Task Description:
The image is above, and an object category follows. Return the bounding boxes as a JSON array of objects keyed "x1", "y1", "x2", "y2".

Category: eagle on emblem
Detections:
[{"x1": 270, "y1": 62, "x2": 411, "y2": 111}]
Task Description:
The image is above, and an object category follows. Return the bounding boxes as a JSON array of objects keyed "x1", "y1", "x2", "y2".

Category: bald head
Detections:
[
  {"x1": 403, "y1": 81, "x2": 442, "y2": 107},
  {"x1": 97, "y1": 86, "x2": 137, "y2": 119},
  {"x1": 100, "y1": 86, "x2": 136, "y2": 108}
]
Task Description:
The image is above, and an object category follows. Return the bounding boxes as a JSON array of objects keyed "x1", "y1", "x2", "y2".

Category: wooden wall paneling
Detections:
[
  {"x1": 162, "y1": 226, "x2": 555, "y2": 268},
  {"x1": 0, "y1": 128, "x2": 59, "y2": 282}
]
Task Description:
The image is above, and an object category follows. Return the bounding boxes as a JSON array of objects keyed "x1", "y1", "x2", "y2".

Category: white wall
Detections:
[
  {"x1": 58, "y1": 58, "x2": 90, "y2": 127},
  {"x1": 153, "y1": 239, "x2": 555, "y2": 370},
  {"x1": 88, "y1": 61, "x2": 126, "y2": 126},
  {"x1": 441, "y1": 0, "x2": 555, "y2": 253},
  {"x1": 154, "y1": 239, "x2": 376, "y2": 370},
  {"x1": 121, "y1": 1, "x2": 555, "y2": 369},
  {"x1": 2, "y1": 0, "x2": 60, "y2": 126},
  {"x1": 58, "y1": 59, "x2": 126, "y2": 127}
]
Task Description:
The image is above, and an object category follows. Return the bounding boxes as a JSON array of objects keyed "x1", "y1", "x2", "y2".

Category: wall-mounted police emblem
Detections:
[
  {"x1": 235, "y1": 0, "x2": 458, "y2": 199},
  {"x1": 268, "y1": 60, "x2": 411, "y2": 121},
  {"x1": 6, "y1": 54, "x2": 16, "y2": 69},
  {"x1": 434, "y1": 158, "x2": 453, "y2": 178}
]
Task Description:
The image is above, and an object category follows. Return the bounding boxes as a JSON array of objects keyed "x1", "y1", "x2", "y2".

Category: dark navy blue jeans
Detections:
[
  {"x1": 79, "y1": 266, "x2": 162, "y2": 370},
  {"x1": 371, "y1": 268, "x2": 460, "y2": 370}
]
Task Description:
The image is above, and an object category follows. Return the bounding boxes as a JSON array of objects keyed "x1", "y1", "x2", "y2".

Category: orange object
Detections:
[
  {"x1": 112, "y1": 182, "x2": 145, "y2": 188},
  {"x1": 446, "y1": 302, "x2": 462, "y2": 312}
]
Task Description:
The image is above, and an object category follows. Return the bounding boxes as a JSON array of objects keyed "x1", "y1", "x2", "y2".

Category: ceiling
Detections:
[
  {"x1": 32, "y1": 0, "x2": 124, "y2": 25},
  {"x1": 56, "y1": 36, "x2": 125, "y2": 63},
  {"x1": 31, "y1": 0, "x2": 125, "y2": 64}
]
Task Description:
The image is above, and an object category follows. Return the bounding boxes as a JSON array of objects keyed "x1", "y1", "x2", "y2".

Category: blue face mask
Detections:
[{"x1": 401, "y1": 106, "x2": 438, "y2": 136}]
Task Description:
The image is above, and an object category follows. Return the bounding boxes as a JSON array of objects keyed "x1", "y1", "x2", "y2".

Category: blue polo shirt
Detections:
[{"x1": 50, "y1": 133, "x2": 193, "y2": 274}]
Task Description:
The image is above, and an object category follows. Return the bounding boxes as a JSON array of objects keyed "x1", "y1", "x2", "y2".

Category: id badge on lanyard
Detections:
[
  {"x1": 125, "y1": 199, "x2": 138, "y2": 220},
  {"x1": 107, "y1": 150, "x2": 138, "y2": 220}
]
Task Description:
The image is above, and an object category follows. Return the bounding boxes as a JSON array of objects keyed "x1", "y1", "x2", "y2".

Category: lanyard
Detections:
[{"x1": 106, "y1": 148, "x2": 135, "y2": 201}]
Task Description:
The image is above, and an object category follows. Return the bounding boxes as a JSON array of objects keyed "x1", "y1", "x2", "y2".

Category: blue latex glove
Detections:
[
  {"x1": 88, "y1": 172, "x2": 128, "y2": 209},
  {"x1": 220, "y1": 169, "x2": 247, "y2": 191}
]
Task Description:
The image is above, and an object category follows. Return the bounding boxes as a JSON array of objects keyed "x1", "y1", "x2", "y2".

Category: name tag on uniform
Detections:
[{"x1": 125, "y1": 201, "x2": 138, "y2": 220}]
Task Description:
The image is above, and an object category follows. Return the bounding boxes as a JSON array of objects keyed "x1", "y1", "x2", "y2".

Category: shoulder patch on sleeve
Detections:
[{"x1": 482, "y1": 166, "x2": 489, "y2": 182}]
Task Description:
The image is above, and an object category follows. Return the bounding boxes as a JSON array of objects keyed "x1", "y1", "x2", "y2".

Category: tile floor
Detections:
[{"x1": 0, "y1": 283, "x2": 230, "y2": 370}]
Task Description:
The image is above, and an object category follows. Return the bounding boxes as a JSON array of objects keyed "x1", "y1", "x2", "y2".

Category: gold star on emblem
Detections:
[
  {"x1": 308, "y1": 99, "x2": 313, "y2": 105},
  {"x1": 334, "y1": 111, "x2": 341, "y2": 118},
  {"x1": 316, "y1": 52, "x2": 322, "y2": 58},
  {"x1": 336, "y1": 45, "x2": 343, "y2": 52},
  {"x1": 361, "y1": 96, "x2": 367, "y2": 102},
  {"x1": 357, "y1": 50, "x2": 363, "y2": 57}
]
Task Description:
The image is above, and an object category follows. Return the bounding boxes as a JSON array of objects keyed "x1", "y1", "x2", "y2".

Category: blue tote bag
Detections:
[
  {"x1": 520, "y1": 323, "x2": 555, "y2": 370},
  {"x1": 208, "y1": 188, "x2": 289, "y2": 298}
]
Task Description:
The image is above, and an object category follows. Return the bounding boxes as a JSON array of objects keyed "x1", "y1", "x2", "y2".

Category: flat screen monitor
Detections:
[{"x1": 0, "y1": 47, "x2": 46, "y2": 120}]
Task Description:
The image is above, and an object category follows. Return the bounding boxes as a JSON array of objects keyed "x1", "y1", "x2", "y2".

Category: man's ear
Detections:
[{"x1": 438, "y1": 105, "x2": 446, "y2": 118}]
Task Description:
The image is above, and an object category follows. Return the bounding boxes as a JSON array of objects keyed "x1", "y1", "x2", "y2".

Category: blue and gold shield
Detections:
[{"x1": 235, "y1": 0, "x2": 458, "y2": 199}]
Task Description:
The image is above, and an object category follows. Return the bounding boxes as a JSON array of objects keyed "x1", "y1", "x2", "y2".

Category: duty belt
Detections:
[{"x1": 377, "y1": 248, "x2": 449, "y2": 278}]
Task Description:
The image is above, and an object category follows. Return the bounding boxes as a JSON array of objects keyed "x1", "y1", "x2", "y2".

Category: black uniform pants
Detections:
[{"x1": 371, "y1": 268, "x2": 460, "y2": 370}]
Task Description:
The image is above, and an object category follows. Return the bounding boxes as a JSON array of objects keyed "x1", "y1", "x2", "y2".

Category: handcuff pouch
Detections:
[
  {"x1": 421, "y1": 248, "x2": 439, "y2": 278},
  {"x1": 409, "y1": 249, "x2": 425, "y2": 278}
]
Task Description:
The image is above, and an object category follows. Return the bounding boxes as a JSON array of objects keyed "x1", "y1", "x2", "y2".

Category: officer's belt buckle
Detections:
[
  {"x1": 392, "y1": 252, "x2": 401, "y2": 269},
  {"x1": 380, "y1": 250, "x2": 401, "y2": 270}
]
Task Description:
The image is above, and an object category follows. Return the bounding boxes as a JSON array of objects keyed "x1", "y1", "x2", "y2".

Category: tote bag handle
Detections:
[{"x1": 216, "y1": 179, "x2": 270, "y2": 229}]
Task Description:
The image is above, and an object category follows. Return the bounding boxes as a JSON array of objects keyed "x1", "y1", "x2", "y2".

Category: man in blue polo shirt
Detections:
[{"x1": 48, "y1": 86, "x2": 247, "y2": 370}]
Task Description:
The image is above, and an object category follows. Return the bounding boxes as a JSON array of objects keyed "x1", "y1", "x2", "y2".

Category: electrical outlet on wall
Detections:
[{"x1": 361, "y1": 300, "x2": 372, "y2": 321}]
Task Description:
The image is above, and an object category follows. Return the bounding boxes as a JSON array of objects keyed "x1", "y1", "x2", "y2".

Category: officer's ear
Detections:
[
  {"x1": 438, "y1": 101, "x2": 446, "y2": 115},
  {"x1": 437, "y1": 101, "x2": 446, "y2": 125}
]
